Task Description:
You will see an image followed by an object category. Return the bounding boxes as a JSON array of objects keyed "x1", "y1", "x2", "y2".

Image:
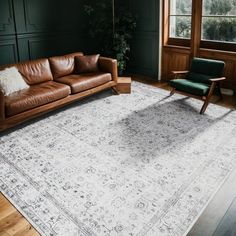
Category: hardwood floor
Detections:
[
  {"x1": 187, "y1": 169, "x2": 236, "y2": 236},
  {"x1": 0, "y1": 194, "x2": 39, "y2": 236},
  {"x1": 0, "y1": 75, "x2": 235, "y2": 236}
]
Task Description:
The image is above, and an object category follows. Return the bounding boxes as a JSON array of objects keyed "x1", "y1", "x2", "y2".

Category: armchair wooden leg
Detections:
[
  {"x1": 170, "y1": 88, "x2": 175, "y2": 96},
  {"x1": 200, "y1": 100, "x2": 209, "y2": 114},
  {"x1": 200, "y1": 82, "x2": 216, "y2": 114}
]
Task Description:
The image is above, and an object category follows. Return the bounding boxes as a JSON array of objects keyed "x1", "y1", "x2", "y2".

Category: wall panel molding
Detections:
[
  {"x1": 130, "y1": 0, "x2": 158, "y2": 33},
  {"x1": 129, "y1": 32, "x2": 159, "y2": 76},
  {"x1": 17, "y1": 32, "x2": 85, "y2": 61},
  {"x1": 0, "y1": 0, "x2": 85, "y2": 66},
  {"x1": 0, "y1": 0, "x2": 15, "y2": 36},
  {"x1": 162, "y1": 46, "x2": 191, "y2": 80},
  {"x1": 0, "y1": 35, "x2": 18, "y2": 64},
  {"x1": 128, "y1": 0, "x2": 160, "y2": 78},
  {"x1": 13, "y1": 0, "x2": 84, "y2": 34}
]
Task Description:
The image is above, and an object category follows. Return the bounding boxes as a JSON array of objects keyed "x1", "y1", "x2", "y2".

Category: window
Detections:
[
  {"x1": 202, "y1": 0, "x2": 236, "y2": 44},
  {"x1": 165, "y1": 0, "x2": 236, "y2": 51},
  {"x1": 169, "y1": 0, "x2": 192, "y2": 39}
]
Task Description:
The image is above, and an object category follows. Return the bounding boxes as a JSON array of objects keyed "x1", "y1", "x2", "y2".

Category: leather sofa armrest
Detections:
[
  {"x1": 98, "y1": 57, "x2": 118, "y2": 83},
  {"x1": 0, "y1": 89, "x2": 5, "y2": 121}
]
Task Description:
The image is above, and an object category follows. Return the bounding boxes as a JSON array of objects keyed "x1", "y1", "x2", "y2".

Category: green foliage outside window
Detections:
[
  {"x1": 171, "y1": 16, "x2": 191, "y2": 38},
  {"x1": 202, "y1": 0, "x2": 236, "y2": 43},
  {"x1": 169, "y1": 0, "x2": 192, "y2": 39},
  {"x1": 202, "y1": 18, "x2": 236, "y2": 42},
  {"x1": 170, "y1": 0, "x2": 236, "y2": 43}
]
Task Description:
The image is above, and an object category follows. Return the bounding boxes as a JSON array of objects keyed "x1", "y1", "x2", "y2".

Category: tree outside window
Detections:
[
  {"x1": 202, "y1": 0, "x2": 236, "y2": 43},
  {"x1": 169, "y1": 0, "x2": 192, "y2": 39}
]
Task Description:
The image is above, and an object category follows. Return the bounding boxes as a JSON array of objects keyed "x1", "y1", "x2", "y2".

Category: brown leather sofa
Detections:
[{"x1": 0, "y1": 52, "x2": 118, "y2": 131}]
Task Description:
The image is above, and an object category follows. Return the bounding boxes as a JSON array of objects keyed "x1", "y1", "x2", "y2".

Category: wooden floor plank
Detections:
[
  {"x1": 187, "y1": 169, "x2": 236, "y2": 236},
  {"x1": 0, "y1": 212, "x2": 23, "y2": 231},
  {"x1": 0, "y1": 201, "x2": 16, "y2": 222},
  {"x1": 4, "y1": 218, "x2": 29, "y2": 235},
  {"x1": 213, "y1": 197, "x2": 236, "y2": 236},
  {"x1": 0, "y1": 194, "x2": 39, "y2": 236},
  {"x1": 0, "y1": 231, "x2": 11, "y2": 236},
  {"x1": 16, "y1": 227, "x2": 40, "y2": 236}
]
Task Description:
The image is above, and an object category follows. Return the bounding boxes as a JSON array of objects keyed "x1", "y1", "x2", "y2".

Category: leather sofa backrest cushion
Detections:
[
  {"x1": 49, "y1": 52, "x2": 84, "y2": 79},
  {"x1": 75, "y1": 54, "x2": 100, "y2": 74},
  {"x1": 16, "y1": 58, "x2": 53, "y2": 85}
]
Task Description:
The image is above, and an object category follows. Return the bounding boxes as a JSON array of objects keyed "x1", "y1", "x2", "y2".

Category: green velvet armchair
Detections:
[{"x1": 169, "y1": 57, "x2": 226, "y2": 114}]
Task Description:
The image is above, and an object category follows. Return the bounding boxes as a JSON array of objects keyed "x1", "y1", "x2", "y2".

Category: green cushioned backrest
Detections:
[
  {"x1": 190, "y1": 57, "x2": 225, "y2": 78},
  {"x1": 186, "y1": 57, "x2": 225, "y2": 84}
]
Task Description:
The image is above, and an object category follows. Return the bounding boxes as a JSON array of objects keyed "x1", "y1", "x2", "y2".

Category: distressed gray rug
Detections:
[{"x1": 1, "y1": 82, "x2": 236, "y2": 236}]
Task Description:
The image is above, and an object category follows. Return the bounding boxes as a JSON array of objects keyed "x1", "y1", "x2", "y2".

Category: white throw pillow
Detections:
[{"x1": 0, "y1": 67, "x2": 29, "y2": 96}]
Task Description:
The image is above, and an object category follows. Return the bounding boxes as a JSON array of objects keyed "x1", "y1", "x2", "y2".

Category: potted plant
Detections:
[{"x1": 84, "y1": 1, "x2": 136, "y2": 75}]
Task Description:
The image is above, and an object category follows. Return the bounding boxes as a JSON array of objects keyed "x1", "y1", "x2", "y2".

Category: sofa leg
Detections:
[{"x1": 112, "y1": 87, "x2": 119, "y2": 95}]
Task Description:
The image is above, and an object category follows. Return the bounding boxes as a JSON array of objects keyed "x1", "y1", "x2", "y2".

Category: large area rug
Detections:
[{"x1": 1, "y1": 82, "x2": 236, "y2": 236}]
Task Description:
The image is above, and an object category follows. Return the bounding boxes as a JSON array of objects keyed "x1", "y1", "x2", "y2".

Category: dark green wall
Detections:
[
  {"x1": 128, "y1": 0, "x2": 160, "y2": 78},
  {"x1": 0, "y1": 0, "x2": 160, "y2": 78},
  {"x1": 86, "y1": 0, "x2": 160, "y2": 78},
  {"x1": 0, "y1": 0, "x2": 86, "y2": 65}
]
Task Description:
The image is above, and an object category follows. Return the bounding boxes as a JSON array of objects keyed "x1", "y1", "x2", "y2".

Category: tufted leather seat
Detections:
[
  {"x1": 5, "y1": 81, "x2": 71, "y2": 116},
  {"x1": 55, "y1": 72, "x2": 112, "y2": 94}
]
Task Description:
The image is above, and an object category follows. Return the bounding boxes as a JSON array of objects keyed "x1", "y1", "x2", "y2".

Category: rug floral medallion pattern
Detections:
[{"x1": 1, "y1": 82, "x2": 236, "y2": 236}]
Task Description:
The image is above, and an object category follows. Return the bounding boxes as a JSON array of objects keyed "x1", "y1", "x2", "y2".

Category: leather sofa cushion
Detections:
[
  {"x1": 75, "y1": 54, "x2": 100, "y2": 74},
  {"x1": 55, "y1": 72, "x2": 112, "y2": 94},
  {"x1": 169, "y1": 79, "x2": 210, "y2": 96},
  {"x1": 49, "y1": 52, "x2": 84, "y2": 79},
  {"x1": 5, "y1": 81, "x2": 71, "y2": 117},
  {"x1": 16, "y1": 59, "x2": 53, "y2": 85}
]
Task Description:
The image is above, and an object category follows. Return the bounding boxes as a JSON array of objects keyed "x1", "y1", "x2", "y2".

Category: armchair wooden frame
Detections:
[{"x1": 170, "y1": 71, "x2": 226, "y2": 114}]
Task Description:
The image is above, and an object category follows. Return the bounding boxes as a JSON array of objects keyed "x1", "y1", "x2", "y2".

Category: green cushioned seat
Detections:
[{"x1": 170, "y1": 79, "x2": 210, "y2": 96}]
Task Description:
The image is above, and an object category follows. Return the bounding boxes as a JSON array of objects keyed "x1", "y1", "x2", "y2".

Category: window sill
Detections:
[
  {"x1": 163, "y1": 44, "x2": 191, "y2": 50},
  {"x1": 201, "y1": 40, "x2": 236, "y2": 52},
  {"x1": 200, "y1": 48, "x2": 236, "y2": 56}
]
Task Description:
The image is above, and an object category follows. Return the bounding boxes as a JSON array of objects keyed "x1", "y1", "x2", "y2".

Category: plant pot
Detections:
[{"x1": 118, "y1": 69, "x2": 123, "y2": 76}]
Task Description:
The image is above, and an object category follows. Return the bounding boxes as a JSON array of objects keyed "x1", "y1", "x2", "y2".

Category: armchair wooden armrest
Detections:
[
  {"x1": 0, "y1": 89, "x2": 5, "y2": 121},
  {"x1": 172, "y1": 70, "x2": 189, "y2": 75},
  {"x1": 172, "y1": 70, "x2": 189, "y2": 79},
  {"x1": 209, "y1": 77, "x2": 226, "y2": 82}
]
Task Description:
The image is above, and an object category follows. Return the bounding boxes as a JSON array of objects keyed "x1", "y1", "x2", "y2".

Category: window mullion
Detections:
[{"x1": 190, "y1": 0, "x2": 202, "y2": 57}]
